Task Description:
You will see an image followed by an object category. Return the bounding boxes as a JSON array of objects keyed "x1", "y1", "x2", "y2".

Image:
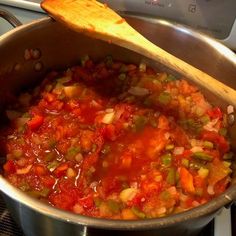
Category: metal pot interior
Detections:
[{"x1": 0, "y1": 15, "x2": 236, "y2": 232}]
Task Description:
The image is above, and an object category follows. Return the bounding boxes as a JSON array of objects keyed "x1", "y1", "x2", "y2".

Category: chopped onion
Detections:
[
  {"x1": 114, "y1": 108, "x2": 124, "y2": 121},
  {"x1": 73, "y1": 203, "x2": 84, "y2": 214},
  {"x1": 164, "y1": 132, "x2": 170, "y2": 140},
  {"x1": 198, "y1": 167, "x2": 209, "y2": 178},
  {"x1": 173, "y1": 147, "x2": 184, "y2": 155},
  {"x1": 207, "y1": 185, "x2": 215, "y2": 195},
  {"x1": 16, "y1": 164, "x2": 32, "y2": 175},
  {"x1": 7, "y1": 135, "x2": 16, "y2": 140},
  {"x1": 119, "y1": 188, "x2": 139, "y2": 203},
  {"x1": 130, "y1": 182, "x2": 138, "y2": 189},
  {"x1": 91, "y1": 100, "x2": 101, "y2": 108},
  {"x1": 102, "y1": 112, "x2": 115, "y2": 124},
  {"x1": 64, "y1": 86, "x2": 81, "y2": 98},
  {"x1": 105, "y1": 108, "x2": 114, "y2": 113},
  {"x1": 154, "y1": 175, "x2": 162, "y2": 182},
  {"x1": 128, "y1": 87, "x2": 149, "y2": 96},
  {"x1": 203, "y1": 118, "x2": 219, "y2": 132},
  {"x1": 24, "y1": 49, "x2": 31, "y2": 60},
  {"x1": 75, "y1": 153, "x2": 83, "y2": 162},
  {"x1": 139, "y1": 62, "x2": 146, "y2": 72},
  {"x1": 141, "y1": 197, "x2": 146, "y2": 202},
  {"x1": 167, "y1": 186, "x2": 177, "y2": 195},
  {"x1": 156, "y1": 207, "x2": 166, "y2": 215},
  {"x1": 190, "y1": 146, "x2": 203, "y2": 153},
  {"x1": 227, "y1": 105, "x2": 234, "y2": 114},
  {"x1": 179, "y1": 193, "x2": 188, "y2": 202},
  {"x1": 66, "y1": 168, "x2": 76, "y2": 178},
  {"x1": 15, "y1": 117, "x2": 30, "y2": 128},
  {"x1": 192, "y1": 201, "x2": 200, "y2": 207},
  {"x1": 90, "y1": 181, "x2": 98, "y2": 191}
]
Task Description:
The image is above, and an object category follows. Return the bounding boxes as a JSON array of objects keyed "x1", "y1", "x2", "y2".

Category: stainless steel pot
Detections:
[{"x1": 0, "y1": 12, "x2": 236, "y2": 236}]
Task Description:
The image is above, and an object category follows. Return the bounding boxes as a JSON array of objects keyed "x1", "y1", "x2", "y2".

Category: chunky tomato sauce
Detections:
[{"x1": 0, "y1": 56, "x2": 233, "y2": 219}]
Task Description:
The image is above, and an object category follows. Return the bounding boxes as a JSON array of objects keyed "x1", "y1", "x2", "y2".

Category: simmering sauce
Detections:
[{"x1": 1, "y1": 56, "x2": 232, "y2": 219}]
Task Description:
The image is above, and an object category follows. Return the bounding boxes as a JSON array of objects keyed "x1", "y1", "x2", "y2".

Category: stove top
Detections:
[{"x1": 0, "y1": 194, "x2": 24, "y2": 236}]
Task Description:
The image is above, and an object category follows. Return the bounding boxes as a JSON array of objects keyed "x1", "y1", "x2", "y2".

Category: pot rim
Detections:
[
  {"x1": 0, "y1": 16, "x2": 236, "y2": 230},
  {"x1": 1, "y1": 176, "x2": 236, "y2": 230}
]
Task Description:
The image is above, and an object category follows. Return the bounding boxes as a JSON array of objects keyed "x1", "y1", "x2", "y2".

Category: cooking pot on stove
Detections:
[{"x1": 0, "y1": 9, "x2": 236, "y2": 236}]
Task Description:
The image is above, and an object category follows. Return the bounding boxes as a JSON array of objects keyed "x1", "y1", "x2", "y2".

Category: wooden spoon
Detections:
[{"x1": 41, "y1": 0, "x2": 236, "y2": 107}]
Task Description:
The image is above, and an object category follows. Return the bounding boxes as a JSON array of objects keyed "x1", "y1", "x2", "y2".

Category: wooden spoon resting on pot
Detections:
[{"x1": 41, "y1": 0, "x2": 236, "y2": 106}]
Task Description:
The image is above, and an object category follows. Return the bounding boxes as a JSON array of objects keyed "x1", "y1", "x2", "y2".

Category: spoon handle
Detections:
[{"x1": 41, "y1": 0, "x2": 236, "y2": 106}]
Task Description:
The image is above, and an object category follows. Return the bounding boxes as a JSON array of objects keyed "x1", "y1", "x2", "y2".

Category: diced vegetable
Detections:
[
  {"x1": 133, "y1": 115, "x2": 147, "y2": 132},
  {"x1": 16, "y1": 165, "x2": 32, "y2": 175},
  {"x1": 131, "y1": 206, "x2": 146, "y2": 218},
  {"x1": 166, "y1": 168, "x2": 176, "y2": 185},
  {"x1": 12, "y1": 149, "x2": 23, "y2": 158},
  {"x1": 27, "y1": 115, "x2": 44, "y2": 130},
  {"x1": 208, "y1": 159, "x2": 232, "y2": 186},
  {"x1": 223, "y1": 152, "x2": 234, "y2": 160},
  {"x1": 173, "y1": 147, "x2": 184, "y2": 155},
  {"x1": 203, "y1": 141, "x2": 214, "y2": 149},
  {"x1": 121, "y1": 208, "x2": 137, "y2": 220},
  {"x1": 179, "y1": 167, "x2": 195, "y2": 194},
  {"x1": 161, "y1": 153, "x2": 172, "y2": 166},
  {"x1": 102, "y1": 112, "x2": 115, "y2": 124},
  {"x1": 128, "y1": 87, "x2": 149, "y2": 96},
  {"x1": 165, "y1": 144, "x2": 174, "y2": 150},
  {"x1": 192, "y1": 152, "x2": 213, "y2": 161},
  {"x1": 139, "y1": 62, "x2": 146, "y2": 72},
  {"x1": 181, "y1": 158, "x2": 189, "y2": 168},
  {"x1": 107, "y1": 200, "x2": 121, "y2": 213},
  {"x1": 66, "y1": 146, "x2": 81, "y2": 160},
  {"x1": 158, "y1": 92, "x2": 171, "y2": 105},
  {"x1": 64, "y1": 86, "x2": 82, "y2": 98},
  {"x1": 198, "y1": 167, "x2": 209, "y2": 178},
  {"x1": 119, "y1": 188, "x2": 138, "y2": 203},
  {"x1": 118, "y1": 73, "x2": 126, "y2": 80}
]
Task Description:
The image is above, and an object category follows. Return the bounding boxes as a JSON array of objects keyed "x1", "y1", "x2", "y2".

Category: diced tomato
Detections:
[
  {"x1": 53, "y1": 162, "x2": 69, "y2": 178},
  {"x1": 49, "y1": 192, "x2": 76, "y2": 210},
  {"x1": 120, "y1": 151, "x2": 132, "y2": 169},
  {"x1": 201, "y1": 130, "x2": 229, "y2": 153},
  {"x1": 27, "y1": 115, "x2": 44, "y2": 130},
  {"x1": 78, "y1": 196, "x2": 94, "y2": 209},
  {"x1": 207, "y1": 107, "x2": 223, "y2": 119},
  {"x1": 127, "y1": 193, "x2": 145, "y2": 207},
  {"x1": 185, "y1": 197, "x2": 195, "y2": 208},
  {"x1": 179, "y1": 167, "x2": 195, "y2": 194},
  {"x1": 179, "y1": 80, "x2": 197, "y2": 95},
  {"x1": 171, "y1": 126, "x2": 189, "y2": 147},
  {"x1": 3, "y1": 160, "x2": 16, "y2": 174},
  {"x1": 84, "y1": 59, "x2": 94, "y2": 69},
  {"x1": 73, "y1": 66, "x2": 92, "y2": 81},
  {"x1": 194, "y1": 175, "x2": 205, "y2": 188},
  {"x1": 34, "y1": 164, "x2": 47, "y2": 176},
  {"x1": 82, "y1": 154, "x2": 98, "y2": 171},
  {"x1": 208, "y1": 159, "x2": 231, "y2": 186},
  {"x1": 101, "y1": 176, "x2": 122, "y2": 195},
  {"x1": 141, "y1": 179, "x2": 162, "y2": 195},
  {"x1": 103, "y1": 124, "x2": 117, "y2": 141},
  {"x1": 41, "y1": 176, "x2": 55, "y2": 188},
  {"x1": 214, "y1": 177, "x2": 229, "y2": 195},
  {"x1": 44, "y1": 93, "x2": 55, "y2": 103}
]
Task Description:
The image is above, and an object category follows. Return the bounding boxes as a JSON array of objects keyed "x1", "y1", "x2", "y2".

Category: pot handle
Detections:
[{"x1": 0, "y1": 8, "x2": 22, "y2": 27}]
